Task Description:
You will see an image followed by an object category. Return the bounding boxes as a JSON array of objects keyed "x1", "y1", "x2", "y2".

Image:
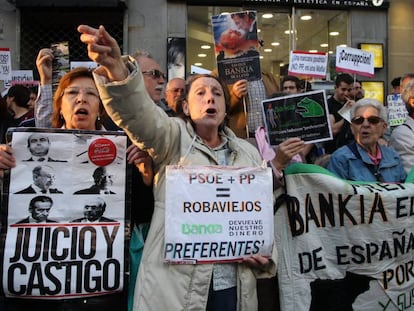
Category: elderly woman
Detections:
[
  {"x1": 327, "y1": 98, "x2": 406, "y2": 182},
  {"x1": 78, "y1": 25, "x2": 277, "y2": 311}
]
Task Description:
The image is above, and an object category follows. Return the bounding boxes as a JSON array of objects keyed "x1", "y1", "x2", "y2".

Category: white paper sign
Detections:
[
  {"x1": 336, "y1": 46, "x2": 374, "y2": 77},
  {"x1": 165, "y1": 166, "x2": 273, "y2": 263},
  {"x1": 3, "y1": 70, "x2": 34, "y2": 88},
  {"x1": 288, "y1": 51, "x2": 328, "y2": 78},
  {"x1": 0, "y1": 48, "x2": 12, "y2": 81},
  {"x1": 387, "y1": 94, "x2": 408, "y2": 127}
]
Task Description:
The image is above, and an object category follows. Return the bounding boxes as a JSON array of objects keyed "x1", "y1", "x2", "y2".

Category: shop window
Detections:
[{"x1": 187, "y1": 6, "x2": 348, "y2": 81}]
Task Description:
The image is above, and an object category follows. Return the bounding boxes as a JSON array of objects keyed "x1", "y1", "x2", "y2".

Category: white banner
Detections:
[
  {"x1": 3, "y1": 70, "x2": 34, "y2": 89},
  {"x1": 276, "y1": 164, "x2": 414, "y2": 311},
  {"x1": 165, "y1": 166, "x2": 273, "y2": 263},
  {"x1": 288, "y1": 51, "x2": 328, "y2": 78},
  {"x1": 336, "y1": 46, "x2": 374, "y2": 77},
  {"x1": 387, "y1": 94, "x2": 408, "y2": 127}
]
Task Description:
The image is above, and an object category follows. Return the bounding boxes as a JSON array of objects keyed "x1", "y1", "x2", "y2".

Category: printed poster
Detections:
[
  {"x1": 165, "y1": 166, "x2": 273, "y2": 263},
  {"x1": 211, "y1": 10, "x2": 261, "y2": 84},
  {"x1": 276, "y1": 163, "x2": 414, "y2": 311},
  {"x1": 261, "y1": 90, "x2": 332, "y2": 146},
  {"x1": 0, "y1": 128, "x2": 129, "y2": 300}
]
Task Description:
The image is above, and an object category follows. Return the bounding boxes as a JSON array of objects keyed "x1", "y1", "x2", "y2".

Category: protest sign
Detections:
[
  {"x1": 276, "y1": 163, "x2": 414, "y2": 311},
  {"x1": 387, "y1": 94, "x2": 408, "y2": 127},
  {"x1": 261, "y1": 90, "x2": 332, "y2": 145},
  {"x1": 0, "y1": 48, "x2": 12, "y2": 81},
  {"x1": 288, "y1": 51, "x2": 328, "y2": 78},
  {"x1": 3, "y1": 70, "x2": 34, "y2": 89},
  {"x1": 1, "y1": 128, "x2": 129, "y2": 299},
  {"x1": 211, "y1": 10, "x2": 261, "y2": 84},
  {"x1": 336, "y1": 46, "x2": 374, "y2": 77},
  {"x1": 165, "y1": 166, "x2": 273, "y2": 263}
]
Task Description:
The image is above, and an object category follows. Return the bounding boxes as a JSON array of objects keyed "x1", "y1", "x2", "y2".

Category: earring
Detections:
[
  {"x1": 59, "y1": 112, "x2": 64, "y2": 120},
  {"x1": 97, "y1": 115, "x2": 101, "y2": 121}
]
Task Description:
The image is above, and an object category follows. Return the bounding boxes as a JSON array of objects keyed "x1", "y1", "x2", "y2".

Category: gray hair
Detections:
[
  {"x1": 350, "y1": 98, "x2": 388, "y2": 123},
  {"x1": 132, "y1": 50, "x2": 153, "y2": 61}
]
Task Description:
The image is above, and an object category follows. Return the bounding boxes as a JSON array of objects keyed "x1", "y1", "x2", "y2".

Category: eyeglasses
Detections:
[
  {"x1": 166, "y1": 88, "x2": 185, "y2": 94},
  {"x1": 62, "y1": 87, "x2": 99, "y2": 99},
  {"x1": 142, "y1": 69, "x2": 166, "y2": 80},
  {"x1": 351, "y1": 116, "x2": 383, "y2": 125}
]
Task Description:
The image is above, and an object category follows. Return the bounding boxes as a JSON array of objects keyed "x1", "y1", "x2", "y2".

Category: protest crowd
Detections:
[{"x1": 0, "y1": 7, "x2": 414, "y2": 311}]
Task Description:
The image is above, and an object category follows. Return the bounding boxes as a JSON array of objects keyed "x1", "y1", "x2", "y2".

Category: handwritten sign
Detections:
[
  {"x1": 288, "y1": 51, "x2": 328, "y2": 78},
  {"x1": 165, "y1": 166, "x2": 273, "y2": 263}
]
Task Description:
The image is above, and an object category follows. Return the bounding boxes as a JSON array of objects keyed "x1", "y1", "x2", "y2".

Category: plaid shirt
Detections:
[
  {"x1": 246, "y1": 79, "x2": 266, "y2": 135},
  {"x1": 35, "y1": 84, "x2": 53, "y2": 128}
]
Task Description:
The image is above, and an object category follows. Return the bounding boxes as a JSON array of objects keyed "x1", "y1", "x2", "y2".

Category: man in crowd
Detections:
[
  {"x1": 15, "y1": 165, "x2": 63, "y2": 194},
  {"x1": 72, "y1": 197, "x2": 116, "y2": 223},
  {"x1": 16, "y1": 195, "x2": 57, "y2": 223},
  {"x1": 132, "y1": 50, "x2": 170, "y2": 114},
  {"x1": 161, "y1": 77, "x2": 185, "y2": 116},
  {"x1": 281, "y1": 75, "x2": 301, "y2": 95},
  {"x1": 324, "y1": 73, "x2": 356, "y2": 154},
  {"x1": 350, "y1": 80, "x2": 364, "y2": 101},
  {"x1": 23, "y1": 133, "x2": 67, "y2": 162}
]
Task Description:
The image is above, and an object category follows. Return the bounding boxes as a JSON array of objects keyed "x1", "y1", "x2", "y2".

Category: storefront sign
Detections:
[{"x1": 177, "y1": 0, "x2": 389, "y2": 10}]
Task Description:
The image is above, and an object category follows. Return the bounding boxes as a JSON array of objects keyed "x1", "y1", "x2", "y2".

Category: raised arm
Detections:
[{"x1": 78, "y1": 25, "x2": 128, "y2": 82}]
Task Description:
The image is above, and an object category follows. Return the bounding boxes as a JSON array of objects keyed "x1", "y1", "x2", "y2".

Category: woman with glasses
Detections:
[
  {"x1": 0, "y1": 66, "x2": 154, "y2": 311},
  {"x1": 78, "y1": 24, "x2": 277, "y2": 311},
  {"x1": 327, "y1": 98, "x2": 406, "y2": 182}
]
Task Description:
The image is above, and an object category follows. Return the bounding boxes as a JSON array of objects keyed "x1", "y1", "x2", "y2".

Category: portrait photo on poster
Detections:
[{"x1": 167, "y1": 37, "x2": 186, "y2": 80}]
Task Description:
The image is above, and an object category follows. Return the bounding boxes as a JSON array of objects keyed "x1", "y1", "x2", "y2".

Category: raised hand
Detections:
[
  {"x1": 126, "y1": 144, "x2": 154, "y2": 186},
  {"x1": 78, "y1": 24, "x2": 128, "y2": 82},
  {"x1": 36, "y1": 48, "x2": 54, "y2": 85}
]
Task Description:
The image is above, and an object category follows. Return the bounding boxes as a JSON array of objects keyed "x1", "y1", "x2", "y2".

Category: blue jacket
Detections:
[{"x1": 327, "y1": 142, "x2": 406, "y2": 182}]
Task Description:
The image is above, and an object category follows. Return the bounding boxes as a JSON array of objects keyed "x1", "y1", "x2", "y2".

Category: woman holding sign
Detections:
[{"x1": 78, "y1": 25, "x2": 277, "y2": 311}]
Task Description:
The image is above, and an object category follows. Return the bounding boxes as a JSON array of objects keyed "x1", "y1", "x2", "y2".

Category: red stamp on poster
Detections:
[{"x1": 88, "y1": 138, "x2": 117, "y2": 166}]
